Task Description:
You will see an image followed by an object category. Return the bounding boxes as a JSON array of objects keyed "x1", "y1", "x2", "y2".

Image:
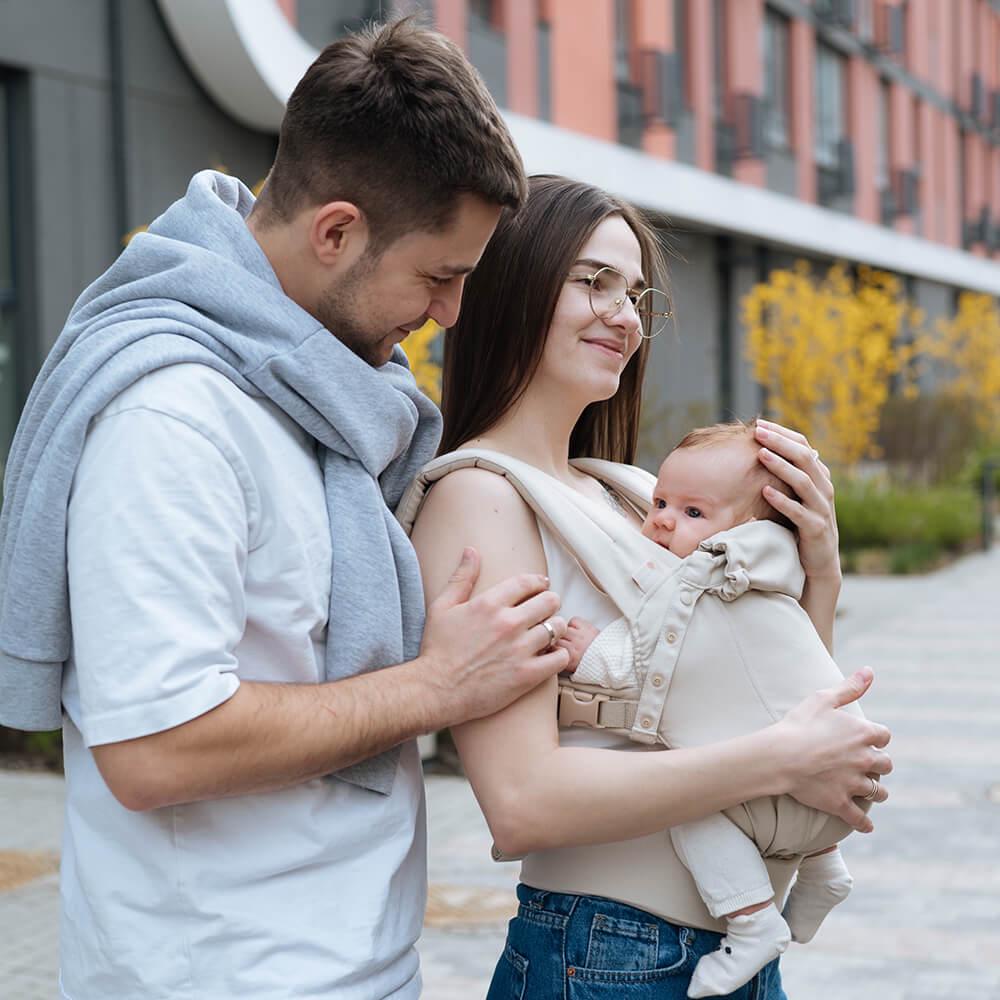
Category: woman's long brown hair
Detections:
[{"x1": 439, "y1": 175, "x2": 668, "y2": 464}]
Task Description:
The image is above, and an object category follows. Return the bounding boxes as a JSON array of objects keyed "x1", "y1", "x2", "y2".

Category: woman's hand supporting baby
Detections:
[{"x1": 774, "y1": 666, "x2": 891, "y2": 832}]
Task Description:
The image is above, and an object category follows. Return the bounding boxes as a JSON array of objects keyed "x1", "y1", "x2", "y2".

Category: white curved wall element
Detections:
[
  {"x1": 156, "y1": 0, "x2": 317, "y2": 131},
  {"x1": 157, "y1": 2, "x2": 1000, "y2": 295}
]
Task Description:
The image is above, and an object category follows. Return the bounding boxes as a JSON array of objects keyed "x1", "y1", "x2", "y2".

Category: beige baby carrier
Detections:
[{"x1": 397, "y1": 448, "x2": 861, "y2": 862}]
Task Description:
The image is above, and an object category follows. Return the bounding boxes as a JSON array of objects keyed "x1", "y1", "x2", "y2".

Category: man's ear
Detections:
[{"x1": 309, "y1": 201, "x2": 368, "y2": 266}]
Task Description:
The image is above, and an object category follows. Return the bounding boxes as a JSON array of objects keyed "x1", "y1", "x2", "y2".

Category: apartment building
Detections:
[{"x1": 1, "y1": 0, "x2": 998, "y2": 464}]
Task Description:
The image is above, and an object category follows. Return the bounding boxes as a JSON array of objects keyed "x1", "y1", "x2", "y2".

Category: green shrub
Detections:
[{"x1": 837, "y1": 480, "x2": 980, "y2": 557}]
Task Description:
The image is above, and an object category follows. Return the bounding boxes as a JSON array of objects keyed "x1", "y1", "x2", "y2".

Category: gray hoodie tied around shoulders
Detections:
[{"x1": 0, "y1": 170, "x2": 442, "y2": 795}]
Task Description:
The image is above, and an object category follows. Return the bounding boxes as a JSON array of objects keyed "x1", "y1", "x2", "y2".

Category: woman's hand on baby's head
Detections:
[{"x1": 558, "y1": 617, "x2": 601, "y2": 671}]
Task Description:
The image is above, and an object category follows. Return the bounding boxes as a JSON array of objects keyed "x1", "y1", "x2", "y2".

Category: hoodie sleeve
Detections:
[{"x1": 66, "y1": 405, "x2": 248, "y2": 746}]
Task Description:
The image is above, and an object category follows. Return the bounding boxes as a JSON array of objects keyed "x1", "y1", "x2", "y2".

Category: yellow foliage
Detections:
[
  {"x1": 401, "y1": 320, "x2": 443, "y2": 404},
  {"x1": 743, "y1": 262, "x2": 917, "y2": 467},
  {"x1": 924, "y1": 292, "x2": 1000, "y2": 434}
]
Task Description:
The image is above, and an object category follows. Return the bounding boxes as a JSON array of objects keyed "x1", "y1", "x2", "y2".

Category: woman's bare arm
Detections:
[{"x1": 411, "y1": 468, "x2": 890, "y2": 857}]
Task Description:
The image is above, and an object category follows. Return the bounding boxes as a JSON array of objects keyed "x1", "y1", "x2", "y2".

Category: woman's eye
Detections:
[{"x1": 684, "y1": 507, "x2": 702, "y2": 519}]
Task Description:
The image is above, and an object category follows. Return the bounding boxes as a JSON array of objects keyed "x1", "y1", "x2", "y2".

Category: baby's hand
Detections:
[{"x1": 557, "y1": 617, "x2": 601, "y2": 671}]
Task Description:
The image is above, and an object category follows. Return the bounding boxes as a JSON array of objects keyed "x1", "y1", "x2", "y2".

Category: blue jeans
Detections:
[{"x1": 486, "y1": 884, "x2": 787, "y2": 1000}]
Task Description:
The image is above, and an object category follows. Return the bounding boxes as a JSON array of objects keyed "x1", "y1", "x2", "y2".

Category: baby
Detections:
[{"x1": 560, "y1": 420, "x2": 856, "y2": 999}]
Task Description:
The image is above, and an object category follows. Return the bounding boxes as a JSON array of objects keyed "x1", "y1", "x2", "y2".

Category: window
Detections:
[
  {"x1": 0, "y1": 78, "x2": 18, "y2": 468},
  {"x1": 763, "y1": 10, "x2": 790, "y2": 147},
  {"x1": 614, "y1": 0, "x2": 633, "y2": 83},
  {"x1": 875, "y1": 79, "x2": 890, "y2": 192},
  {"x1": 673, "y1": 0, "x2": 689, "y2": 108},
  {"x1": 814, "y1": 43, "x2": 846, "y2": 168},
  {"x1": 712, "y1": 0, "x2": 727, "y2": 119}
]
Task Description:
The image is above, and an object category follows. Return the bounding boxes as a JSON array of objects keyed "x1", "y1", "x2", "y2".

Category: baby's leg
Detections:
[
  {"x1": 782, "y1": 845, "x2": 853, "y2": 943},
  {"x1": 671, "y1": 815, "x2": 790, "y2": 999}
]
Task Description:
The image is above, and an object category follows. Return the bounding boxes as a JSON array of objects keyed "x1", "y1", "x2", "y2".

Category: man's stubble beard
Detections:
[{"x1": 316, "y1": 253, "x2": 394, "y2": 367}]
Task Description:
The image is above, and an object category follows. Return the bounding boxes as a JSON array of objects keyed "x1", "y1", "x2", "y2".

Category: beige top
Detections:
[{"x1": 519, "y1": 518, "x2": 800, "y2": 934}]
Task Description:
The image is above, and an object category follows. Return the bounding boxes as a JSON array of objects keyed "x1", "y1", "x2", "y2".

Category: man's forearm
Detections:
[{"x1": 93, "y1": 657, "x2": 453, "y2": 810}]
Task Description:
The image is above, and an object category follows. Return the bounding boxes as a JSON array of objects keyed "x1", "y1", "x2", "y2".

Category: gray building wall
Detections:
[
  {"x1": 0, "y1": 0, "x2": 276, "y2": 377},
  {"x1": 637, "y1": 229, "x2": 720, "y2": 472}
]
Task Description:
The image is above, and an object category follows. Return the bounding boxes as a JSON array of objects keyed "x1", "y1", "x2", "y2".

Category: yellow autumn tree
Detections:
[
  {"x1": 923, "y1": 292, "x2": 1000, "y2": 435},
  {"x1": 401, "y1": 319, "x2": 443, "y2": 404},
  {"x1": 743, "y1": 262, "x2": 918, "y2": 467}
]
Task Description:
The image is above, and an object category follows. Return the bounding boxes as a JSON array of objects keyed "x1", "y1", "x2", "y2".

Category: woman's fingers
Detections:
[
  {"x1": 825, "y1": 667, "x2": 874, "y2": 708},
  {"x1": 756, "y1": 425, "x2": 834, "y2": 500},
  {"x1": 759, "y1": 447, "x2": 831, "y2": 508},
  {"x1": 756, "y1": 418, "x2": 809, "y2": 446}
]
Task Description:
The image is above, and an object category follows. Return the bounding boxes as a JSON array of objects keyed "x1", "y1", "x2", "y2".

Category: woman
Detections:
[{"x1": 409, "y1": 176, "x2": 891, "y2": 998}]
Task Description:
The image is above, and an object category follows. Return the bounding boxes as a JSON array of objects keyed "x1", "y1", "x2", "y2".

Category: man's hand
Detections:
[
  {"x1": 419, "y1": 548, "x2": 570, "y2": 725},
  {"x1": 557, "y1": 617, "x2": 601, "y2": 671}
]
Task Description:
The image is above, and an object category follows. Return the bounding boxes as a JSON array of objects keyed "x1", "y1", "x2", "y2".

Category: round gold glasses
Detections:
[{"x1": 582, "y1": 266, "x2": 673, "y2": 340}]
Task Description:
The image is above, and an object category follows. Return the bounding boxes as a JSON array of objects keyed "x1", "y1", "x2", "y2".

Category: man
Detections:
[{"x1": 0, "y1": 18, "x2": 569, "y2": 998}]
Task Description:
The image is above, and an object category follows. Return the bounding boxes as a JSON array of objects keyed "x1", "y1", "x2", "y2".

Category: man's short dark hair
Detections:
[{"x1": 254, "y1": 15, "x2": 527, "y2": 252}]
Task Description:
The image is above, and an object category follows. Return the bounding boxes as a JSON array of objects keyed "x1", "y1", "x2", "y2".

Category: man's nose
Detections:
[{"x1": 427, "y1": 279, "x2": 465, "y2": 330}]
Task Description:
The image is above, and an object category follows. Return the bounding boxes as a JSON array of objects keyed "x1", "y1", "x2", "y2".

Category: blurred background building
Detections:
[{"x1": 1, "y1": 0, "x2": 999, "y2": 468}]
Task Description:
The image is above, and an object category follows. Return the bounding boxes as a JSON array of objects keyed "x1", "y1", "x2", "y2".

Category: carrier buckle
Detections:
[{"x1": 557, "y1": 687, "x2": 608, "y2": 728}]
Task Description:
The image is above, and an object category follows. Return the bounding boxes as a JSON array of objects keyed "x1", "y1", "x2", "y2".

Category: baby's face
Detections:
[{"x1": 641, "y1": 442, "x2": 755, "y2": 557}]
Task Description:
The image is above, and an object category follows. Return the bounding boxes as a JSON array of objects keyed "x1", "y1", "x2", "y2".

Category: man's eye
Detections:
[
  {"x1": 428, "y1": 275, "x2": 449, "y2": 286},
  {"x1": 684, "y1": 507, "x2": 702, "y2": 519}
]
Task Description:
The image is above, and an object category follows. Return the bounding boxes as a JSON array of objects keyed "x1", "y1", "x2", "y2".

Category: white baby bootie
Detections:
[
  {"x1": 687, "y1": 904, "x2": 790, "y2": 999},
  {"x1": 781, "y1": 848, "x2": 854, "y2": 944}
]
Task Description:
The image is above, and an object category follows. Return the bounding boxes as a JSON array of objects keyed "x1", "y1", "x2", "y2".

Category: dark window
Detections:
[
  {"x1": 615, "y1": 0, "x2": 643, "y2": 147},
  {"x1": 876, "y1": 78, "x2": 890, "y2": 194},
  {"x1": 614, "y1": 0, "x2": 633, "y2": 83},
  {"x1": 814, "y1": 43, "x2": 846, "y2": 168},
  {"x1": 673, "y1": 0, "x2": 689, "y2": 107},
  {"x1": 763, "y1": 9, "x2": 790, "y2": 148},
  {"x1": 712, "y1": 0, "x2": 727, "y2": 120},
  {"x1": 0, "y1": 78, "x2": 18, "y2": 467}
]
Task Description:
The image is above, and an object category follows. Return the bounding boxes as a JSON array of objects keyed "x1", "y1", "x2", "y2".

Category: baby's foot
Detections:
[
  {"x1": 687, "y1": 905, "x2": 790, "y2": 999},
  {"x1": 782, "y1": 849, "x2": 853, "y2": 944}
]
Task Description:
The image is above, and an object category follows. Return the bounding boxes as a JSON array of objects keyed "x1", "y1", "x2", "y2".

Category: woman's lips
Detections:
[{"x1": 584, "y1": 339, "x2": 625, "y2": 360}]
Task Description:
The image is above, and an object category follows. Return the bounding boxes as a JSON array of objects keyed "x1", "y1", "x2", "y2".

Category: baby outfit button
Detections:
[
  {"x1": 666, "y1": 631, "x2": 678, "y2": 643},
  {"x1": 641, "y1": 717, "x2": 652, "y2": 729},
  {"x1": 651, "y1": 675, "x2": 663, "y2": 687}
]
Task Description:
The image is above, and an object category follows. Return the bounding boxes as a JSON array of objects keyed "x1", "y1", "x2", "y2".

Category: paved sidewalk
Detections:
[{"x1": 2, "y1": 547, "x2": 999, "y2": 998}]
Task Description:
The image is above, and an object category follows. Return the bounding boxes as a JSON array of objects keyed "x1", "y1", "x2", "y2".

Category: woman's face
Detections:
[{"x1": 537, "y1": 215, "x2": 644, "y2": 404}]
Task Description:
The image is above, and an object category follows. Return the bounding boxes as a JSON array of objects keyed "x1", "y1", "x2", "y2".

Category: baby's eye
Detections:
[
  {"x1": 654, "y1": 498, "x2": 667, "y2": 509},
  {"x1": 684, "y1": 506, "x2": 703, "y2": 519}
]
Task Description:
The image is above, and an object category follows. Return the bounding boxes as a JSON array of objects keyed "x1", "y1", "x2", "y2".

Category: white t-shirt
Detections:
[{"x1": 59, "y1": 364, "x2": 425, "y2": 1000}]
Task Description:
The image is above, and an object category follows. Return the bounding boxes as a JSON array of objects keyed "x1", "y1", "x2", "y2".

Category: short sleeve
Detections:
[{"x1": 66, "y1": 407, "x2": 250, "y2": 746}]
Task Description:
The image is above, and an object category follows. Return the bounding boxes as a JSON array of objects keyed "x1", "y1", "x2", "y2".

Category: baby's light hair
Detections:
[{"x1": 672, "y1": 419, "x2": 797, "y2": 530}]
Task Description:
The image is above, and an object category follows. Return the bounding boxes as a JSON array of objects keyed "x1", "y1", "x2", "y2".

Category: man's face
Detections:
[
  {"x1": 641, "y1": 442, "x2": 754, "y2": 556},
  {"x1": 316, "y1": 194, "x2": 502, "y2": 367}
]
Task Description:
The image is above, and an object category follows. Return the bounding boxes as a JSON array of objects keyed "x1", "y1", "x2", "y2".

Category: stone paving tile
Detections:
[{"x1": 2, "y1": 547, "x2": 999, "y2": 998}]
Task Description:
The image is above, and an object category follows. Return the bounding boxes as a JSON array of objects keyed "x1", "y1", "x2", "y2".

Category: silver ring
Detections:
[
  {"x1": 540, "y1": 620, "x2": 557, "y2": 650},
  {"x1": 862, "y1": 776, "x2": 879, "y2": 801}
]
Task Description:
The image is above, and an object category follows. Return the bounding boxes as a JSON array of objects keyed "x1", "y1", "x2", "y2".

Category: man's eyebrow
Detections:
[{"x1": 573, "y1": 258, "x2": 647, "y2": 290}]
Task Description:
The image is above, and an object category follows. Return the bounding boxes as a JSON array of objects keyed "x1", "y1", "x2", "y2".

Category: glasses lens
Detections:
[
  {"x1": 635, "y1": 287, "x2": 673, "y2": 338},
  {"x1": 587, "y1": 267, "x2": 631, "y2": 322}
]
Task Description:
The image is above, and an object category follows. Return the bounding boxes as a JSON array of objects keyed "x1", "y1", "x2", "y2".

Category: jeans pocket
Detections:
[
  {"x1": 487, "y1": 942, "x2": 528, "y2": 1000},
  {"x1": 585, "y1": 913, "x2": 659, "y2": 971},
  {"x1": 574, "y1": 916, "x2": 692, "y2": 987}
]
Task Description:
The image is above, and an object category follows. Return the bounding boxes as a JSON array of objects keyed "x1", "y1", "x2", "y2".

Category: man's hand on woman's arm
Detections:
[{"x1": 94, "y1": 548, "x2": 569, "y2": 812}]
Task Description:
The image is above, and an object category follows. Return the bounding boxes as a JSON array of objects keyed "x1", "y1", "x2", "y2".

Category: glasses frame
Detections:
[{"x1": 581, "y1": 266, "x2": 673, "y2": 340}]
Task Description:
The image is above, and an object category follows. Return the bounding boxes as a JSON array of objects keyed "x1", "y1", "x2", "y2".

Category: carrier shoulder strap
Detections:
[{"x1": 396, "y1": 448, "x2": 670, "y2": 616}]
